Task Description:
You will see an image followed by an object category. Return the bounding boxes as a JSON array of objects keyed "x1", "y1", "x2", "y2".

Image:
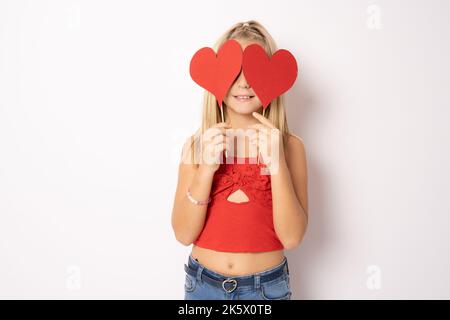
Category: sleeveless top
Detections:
[{"x1": 193, "y1": 153, "x2": 284, "y2": 252}]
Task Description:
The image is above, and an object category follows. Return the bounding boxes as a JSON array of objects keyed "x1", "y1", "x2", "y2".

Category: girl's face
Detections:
[{"x1": 223, "y1": 38, "x2": 264, "y2": 115}]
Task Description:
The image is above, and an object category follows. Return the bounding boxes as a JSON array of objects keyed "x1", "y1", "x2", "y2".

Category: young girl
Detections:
[{"x1": 171, "y1": 20, "x2": 309, "y2": 300}]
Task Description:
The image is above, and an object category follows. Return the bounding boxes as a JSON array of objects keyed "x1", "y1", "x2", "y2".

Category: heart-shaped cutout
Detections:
[
  {"x1": 242, "y1": 44, "x2": 298, "y2": 109},
  {"x1": 189, "y1": 39, "x2": 243, "y2": 107}
]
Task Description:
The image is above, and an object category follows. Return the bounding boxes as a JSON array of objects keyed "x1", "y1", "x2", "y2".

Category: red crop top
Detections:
[{"x1": 193, "y1": 153, "x2": 284, "y2": 252}]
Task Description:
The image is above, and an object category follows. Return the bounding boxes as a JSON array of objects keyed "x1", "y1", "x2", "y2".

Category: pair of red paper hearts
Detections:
[{"x1": 189, "y1": 39, "x2": 298, "y2": 109}]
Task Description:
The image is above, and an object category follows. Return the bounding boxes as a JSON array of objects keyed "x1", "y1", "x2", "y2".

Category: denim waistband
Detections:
[{"x1": 185, "y1": 254, "x2": 289, "y2": 292}]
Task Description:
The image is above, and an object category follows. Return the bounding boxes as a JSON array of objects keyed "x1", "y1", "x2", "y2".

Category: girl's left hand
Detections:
[{"x1": 248, "y1": 111, "x2": 285, "y2": 168}]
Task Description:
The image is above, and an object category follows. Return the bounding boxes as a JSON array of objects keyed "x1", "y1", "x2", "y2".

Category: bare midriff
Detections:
[{"x1": 191, "y1": 245, "x2": 285, "y2": 277}]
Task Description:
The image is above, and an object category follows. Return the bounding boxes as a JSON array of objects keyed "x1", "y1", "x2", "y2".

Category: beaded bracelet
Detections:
[{"x1": 186, "y1": 189, "x2": 211, "y2": 206}]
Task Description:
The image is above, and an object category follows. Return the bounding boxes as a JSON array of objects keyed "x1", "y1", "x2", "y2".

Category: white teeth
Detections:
[{"x1": 235, "y1": 95, "x2": 252, "y2": 99}]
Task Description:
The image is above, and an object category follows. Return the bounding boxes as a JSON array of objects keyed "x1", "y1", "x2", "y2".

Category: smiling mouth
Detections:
[{"x1": 233, "y1": 95, "x2": 255, "y2": 102}]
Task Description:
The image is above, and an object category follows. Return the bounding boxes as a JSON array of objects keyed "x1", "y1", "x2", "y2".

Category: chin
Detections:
[{"x1": 227, "y1": 103, "x2": 260, "y2": 115}]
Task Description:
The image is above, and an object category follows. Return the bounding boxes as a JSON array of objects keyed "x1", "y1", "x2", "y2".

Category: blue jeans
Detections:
[{"x1": 184, "y1": 254, "x2": 292, "y2": 300}]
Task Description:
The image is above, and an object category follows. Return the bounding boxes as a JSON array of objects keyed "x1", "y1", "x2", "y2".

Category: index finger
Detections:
[{"x1": 252, "y1": 112, "x2": 276, "y2": 129}]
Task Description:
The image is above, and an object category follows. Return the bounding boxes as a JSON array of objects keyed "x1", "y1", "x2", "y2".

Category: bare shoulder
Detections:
[{"x1": 285, "y1": 133, "x2": 307, "y2": 163}]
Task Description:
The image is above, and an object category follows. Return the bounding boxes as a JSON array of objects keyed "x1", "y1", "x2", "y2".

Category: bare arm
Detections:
[
  {"x1": 270, "y1": 134, "x2": 309, "y2": 249},
  {"x1": 171, "y1": 124, "x2": 230, "y2": 245},
  {"x1": 248, "y1": 113, "x2": 309, "y2": 250},
  {"x1": 171, "y1": 162, "x2": 215, "y2": 246}
]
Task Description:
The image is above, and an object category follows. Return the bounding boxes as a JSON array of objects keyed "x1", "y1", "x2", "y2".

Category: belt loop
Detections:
[
  {"x1": 196, "y1": 264, "x2": 204, "y2": 283},
  {"x1": 254, "y1": 274, "x2": 261, "y2": 290}
]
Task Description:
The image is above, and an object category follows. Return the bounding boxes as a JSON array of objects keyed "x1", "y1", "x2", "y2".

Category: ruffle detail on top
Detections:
[{"x1": 210, "y1": 156, "x2": 272, "y2": 208}]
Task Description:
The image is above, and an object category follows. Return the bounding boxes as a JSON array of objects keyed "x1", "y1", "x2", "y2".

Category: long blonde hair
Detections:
[{"x1": 186, "y1": 20, "x2": 292, "y2": 165}]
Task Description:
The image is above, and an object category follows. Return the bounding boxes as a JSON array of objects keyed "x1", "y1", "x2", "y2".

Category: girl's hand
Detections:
[
  {"x1": 248, "y1": 112, "x2": 285, "y2": 171},
  {"x1": 199, "y1": 122, "x2": 232, "y2": 173}
]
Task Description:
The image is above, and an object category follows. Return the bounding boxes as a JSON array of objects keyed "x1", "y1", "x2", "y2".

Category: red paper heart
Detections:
[
  {"x1": 189, "y1": 39, "x2": 243, "y2": 107},
  {"x1": 242, "y1": 44, "x2": 298, "y2": 109}
]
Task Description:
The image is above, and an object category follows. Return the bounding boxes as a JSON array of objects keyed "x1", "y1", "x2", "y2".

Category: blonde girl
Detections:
[{"x1": 171, "y1": 20, "x2": 308, "y2": 300}]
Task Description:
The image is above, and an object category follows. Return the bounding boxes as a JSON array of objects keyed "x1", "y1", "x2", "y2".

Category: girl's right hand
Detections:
[{"x1": 199, "y1": 122, "x2": 232, "y2": 173}]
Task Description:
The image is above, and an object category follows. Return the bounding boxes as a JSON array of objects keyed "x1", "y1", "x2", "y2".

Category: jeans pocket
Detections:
[
  {"x1": 259, "y1": 275, "x2": 291, "y2": 300},
  {"x1": 184, "y1": 267, "x2": 197, "y2": 293}
]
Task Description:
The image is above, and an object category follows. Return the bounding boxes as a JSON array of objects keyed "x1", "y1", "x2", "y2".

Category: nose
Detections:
[{"x1": 235, "y1": 71, "x2": 251, "y2": 89}]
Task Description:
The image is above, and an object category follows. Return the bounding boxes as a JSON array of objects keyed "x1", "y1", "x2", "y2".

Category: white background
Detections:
[{"x1": 1, "y1": 0, "x2": 449, "y2": 299}]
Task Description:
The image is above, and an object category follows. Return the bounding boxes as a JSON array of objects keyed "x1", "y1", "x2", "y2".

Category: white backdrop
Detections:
[{"x1": 1, "y1": 0, "x2": 449, "y2": 299}]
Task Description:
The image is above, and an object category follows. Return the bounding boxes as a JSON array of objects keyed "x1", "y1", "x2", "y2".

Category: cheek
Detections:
[
  {"x1": 223, "y1": 86, "x2": 236, "y2": 104},
  {"x1": 223, "y1": 95, "x2": 233, "y2": 107}
]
